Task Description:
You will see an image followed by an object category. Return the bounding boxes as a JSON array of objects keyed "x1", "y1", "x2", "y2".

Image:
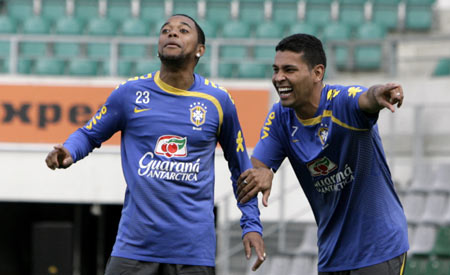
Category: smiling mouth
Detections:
[{"x1": 277, "y1": 87, "x2": 293, "y2": 99}]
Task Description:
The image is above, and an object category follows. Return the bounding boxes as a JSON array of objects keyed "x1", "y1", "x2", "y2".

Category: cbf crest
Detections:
[
  {"x1": 318, "y1": 123, "x2": 329, "y2": 145},
  {"x1": 190, "y1": 102, "x2": 207, "y2": 129}
]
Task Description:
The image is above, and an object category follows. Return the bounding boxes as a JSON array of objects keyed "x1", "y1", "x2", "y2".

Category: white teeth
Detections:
[{"x1": 278, "y1": 87, "x2": 292, "y2": 93}]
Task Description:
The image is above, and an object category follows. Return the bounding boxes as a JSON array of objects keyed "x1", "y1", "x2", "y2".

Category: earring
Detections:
[
  {"x1": 196, "y1": 53, "x2": 201, "y2": 58},
  {"x1": 157, "y1": 53, "x2": 160, "y2": 57}
]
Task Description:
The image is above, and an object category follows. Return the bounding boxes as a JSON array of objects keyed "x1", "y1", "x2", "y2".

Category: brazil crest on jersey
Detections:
[
  {"x1": 253, "y1": 84, "x2": 409, "y2": 272},
  {"x1": 63, "y1": 71, "x2": 262, "y2": 266}
]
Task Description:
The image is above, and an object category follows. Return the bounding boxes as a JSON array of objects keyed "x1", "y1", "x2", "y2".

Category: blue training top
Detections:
[
  {"x1": 64, "y1": 71, "x2": 262, "y2": 267},
  {"x1": 252, "y1": 84, "x2": 408, "y2": 272}
]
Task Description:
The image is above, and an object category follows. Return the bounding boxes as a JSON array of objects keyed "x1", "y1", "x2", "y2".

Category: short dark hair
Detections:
[
  {"x1": 171, "y1": 14, "x2": 206, "y2": 45},
  {"x1": 275, "y1": 33, "x2": 326, "y2": 70}
]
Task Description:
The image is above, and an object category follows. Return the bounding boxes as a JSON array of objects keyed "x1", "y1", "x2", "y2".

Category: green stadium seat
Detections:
[
  {"x1": 0, "y1": 16, "x2": 16, "y2": 57},
  {"x1": 322, "y1": 23, "x2": 352, "y2": 69},
  {"x1": 254, "y1": 22, "x2": 282, "y2": 61},
  {"x1": 120, "y1": 18, "x2": 150, "y2": 59},
  {"x1": 54, "y1": 17, "x2": 83, "y2": 58},
  {"x1": 68, "y1": 59, "x2": 98, "y2": 76},
  {"x1": 102, "y1": 60, "x2": 133, "y2": 76},
  {"x1": 338, "y1": 0, "x2": 367, "y2": 28},
  {"x1": 195, "y1": 58, "x2": 211, "y2": 77},
  {"x1": 135, "y1": 60, "x2": 161, "y2": 75},
  {"x1": 404, "y1": 256, "x2": 430, "y2": 275},
  {"x1": 355, "y1": 23, "x2": 386, "y2": 70},
  {"x1": 272, "y1": 0, "x2": 299, "y2": 29},
  {"x1": 20, "y1": 16, "x2": 50, "y2": 57},
  {"x1": 205, "y1": 0, "x2": 232, "y2": 26},
  {"x1": 237, "y1": 62, "x2": 268, "y2": 79},
  {"x1": 172, "y1": 0, "x2": 199, "y2": 18},
  {"x1": 372, "y1": 0, "x2": 400, "y2": 30},
  {"x1": 220, "y1": 21, "x2": 250, "y2": 59},
  {"x1": 287, "y1": 22, "x2": 319, "y2": 36},
  {"x1": 431, "y1": 226, "x2": 450, "y2": 257},
  {"x1": 35, "y1": 58, "x2": 65, "y2": 75},
  {"x1": 75, "y1": 0, "x2": 100, "y2": 24},
  {"x1": 426, "y1": 258, "x2": 450, "y2": 275},
  {"x1": 41, "y1": 0, "x2": 67, "y2": 23},
  {"x1": 86, "y1": 17, "x2": 116, "y2": 58},
  {"x1": 304, "y1": 0, "x2": 333, "y2": 28},
  {"x1": 405, "y1": 5, "x2": 433, "y2": 31},
  {"x1": 140, "y1": 0, "x2": 166, "y2": 28},
  {"x1": 239, "y1": 0, "x2": 266, "y2": 27},
  {"x1": 432, "y1": 58, "x2": 450, "y2": 76},
  {"x1": 218, "y1": 62, "x2": 233, "y2": 78},
  {"x1": 196, "y1": 20, "x2": 218, "y2": 39},
  {"x1": 0, "y1": 58, "x2": 9, "y2": 73},
  {"x1": 6, "y1": 0, "x2": 34, "y2": 22},
  {"x1": 18, "y1": 58, "x2": 33, "y2": 74},
  {"x1": 121, "y1": 18, "x2": 149, "y2": 36},
  {"x1": 107, "y1": 0, "x2": 132, "y2": 24}
]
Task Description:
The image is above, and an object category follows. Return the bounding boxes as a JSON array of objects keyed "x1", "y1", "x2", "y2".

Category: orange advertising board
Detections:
[{"x1": 0, "y1": 84, "x2": 269, "y2": 147}]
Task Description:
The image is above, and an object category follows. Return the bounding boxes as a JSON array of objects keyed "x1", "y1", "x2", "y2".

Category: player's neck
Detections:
[
  {"x1": 159, "y1": 66, "x2": 195, "y2": 91},
  {"x1": 294, "y1": 84, "x2": 322, "y2": 119}
]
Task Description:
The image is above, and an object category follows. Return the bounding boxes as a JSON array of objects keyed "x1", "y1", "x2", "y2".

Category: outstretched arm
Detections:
[
  {"x1": 359, "y1": 83, "x2": 404, "y2": 114},
  {"x1": 45, "y1": 144, "x2": 74, "y2": 170},
  {"x1": 237, "y1": 157, "x2": 274, "y2": 207}
]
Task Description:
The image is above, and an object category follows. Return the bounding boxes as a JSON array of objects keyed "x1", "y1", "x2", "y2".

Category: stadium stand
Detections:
[
  {"x1": 68, "y1": 59, "x2": 98, "y2": 76},
  {"x1": 34, "y1": 57, "x2": 65, "y2": 75},
  {"x1": 74, "y1": 0, "x2": 100, "y2": 24},
  {"x1": 433, "y1": 58, "x2": 450, "y2": 76},
  {"x1": 338, "y1": 0, "x2": 367, "y2": 29},
  {"x1": 304, "y1": 0, "x2": 333, "y2": 29},
  {"x1": 41, "y1": 0, "x2": 67, "y2": 24},
  {"x1": 354, "y1": 22, "x2": 386, "y2": 70},
  {"x1": 371, "y1": 0, "x2": 401, "y2": 31},
  {"x1": 405, "y1": 0, "x2": 436, "y2": 31},
  {"x1": 107, "y1": 0, "x2": 132, "y2": 25},
  {"x1": 5, "y1": 0, "x2": 34, "y2": 23},
  {"x1": 271, "y1": 0, "x2": 299, "y2": 30}
]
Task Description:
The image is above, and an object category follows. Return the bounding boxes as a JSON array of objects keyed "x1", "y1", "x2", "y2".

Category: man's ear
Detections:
[{"x1": 313, "y1": 64, "x2": 325, "y2": 82}]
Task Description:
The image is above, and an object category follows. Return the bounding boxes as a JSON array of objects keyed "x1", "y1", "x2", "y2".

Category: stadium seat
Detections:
[
  {"x1": 372, "y1": 0, "x2": 401, "y2": 30},
  {"x1": 68, "y1": 59, "x2": 98, "y2": 76},
  {"x1": 432, "y1": 163, "x2": 450, "y2": 192},
  {"x1": 34, "y1": 58, "x2": 65, "y2": 75},
  {"x1": 20, "y1": 16, "x2": 50, "y2": 57},
  {"x1": 54, "y1": 17, "x2": 83, "y2": 58},
  {"x1": 432, "y1": 226, "x2": 450, "y2": 257},
  {"x1": 287, "y1": 22, "x2": 319, "y2": 36},
  {"x1": 220, "y1": 21, "x2": 250, "y2": 59},
  {"x1": 196, "y1": 20, "x2": 218, "y2": 39},
  {"x1": 0, "y1": 57, "x2": 9, "y2": 73},
  {"x1": 195, "y1": 59, "x2": 211, "y2": 77},
  {"x1": 338, "y1": 0, "x2": 367, "y2": 28},
  {"x1": 288, "y1": 255, "x2": 316, "y2": 275},
  {"x1": 140, "y1": 0, "x2": 166, "y2": 30},
  {"x1": 322, "y1": 23, "x2": 352, "y2": 69},
  {"x1": 41, "y1": 0, "x2": 67, "y2": 23},
  {"x1": 107, "y1": 0, "x2": 132, "y2": 24},
  {"x1": 354, "y1": 22, "x2": 386, "y2": 70},
  {"x1": 86, "y1": 17, "x2": 116, "y2": 58},
  {"x1": 254, "y1": 22, "x2": 283, "y2": 61},
  {"x1": 135, "y1": 60, "x2": 161, "y2": 75},
  {"x1": 0, "y1": 16, "x2": 16, "y2": 57},
  {"x1": 18, "y1": 58, "x2": 33, "y2": 74},
  {"x1": 404, "y1": 255, "x2": 430, "y2": 275},
  {"x1": 432, "y1": 58, "x2": 450, "y2": 76},
  {"x1": 74, "y1": 0, "x2": 100, "y2": 24},
  {"x1": 304, "y1": 0, "x2": 333, "y2": 28},
  {"x1": 218, "y1": 62, "x2": 233, "y2": 78},
  {"x1": 403, "y1": 192, "x2": 426, "y2": 225},
  {"x1": 295, "y1": 223, "x2": 318, "y2": 256},
  {"x1": 409, "y1": 224, "x2": 437, "y2": 256},
  {"x1": 238, "y1": 0, "x2": 266, "y2": 28},
  {"x1": 120, "y1": 18, "x2": 149, "y2": 59},
  {"x1": 426, "y1": 258, "x2": 450, "y2": 275},
  {"x1": 102, "y1": 60, "x2": 133, "y2": 76},
  {"x1": 205, "y1": 0, "x2": 232, "y2": 26},
  {"x1": 272, "y1": 0, "x2": 300, "y2": 29},
  {"x1": 5, "y1": 0, "x2": 34, "y2": 22},
  {"x1": 421, "y1": 193, "x2": 448, "y2": 225},
  {"x1": 172, "y1": 0, "x2": 199, "y2": 18},
  {"x1": 405, "y1": 0, "x2": 436, "y2": 31},
  {"x1": 408, "y1": 163, "x2": 435, "y2": 193},
  {"x1": 237, "y1": 62, "x2": 268, "y2": 79}
]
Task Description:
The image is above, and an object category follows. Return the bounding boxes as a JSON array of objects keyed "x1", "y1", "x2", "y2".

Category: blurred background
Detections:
[{"x1": 0, "y1": 0, "x2": 449, "y2": 274}]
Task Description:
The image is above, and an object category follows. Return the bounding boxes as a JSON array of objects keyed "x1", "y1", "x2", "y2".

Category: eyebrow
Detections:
[{"x1": 161, "y1": 21, "x2": 193, "y2": 30}]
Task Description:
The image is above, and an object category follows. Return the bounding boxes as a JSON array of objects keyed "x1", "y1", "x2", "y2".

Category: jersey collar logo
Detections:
[{"x1": 155, "y1": 135, "x2": 188, "y2": 158}]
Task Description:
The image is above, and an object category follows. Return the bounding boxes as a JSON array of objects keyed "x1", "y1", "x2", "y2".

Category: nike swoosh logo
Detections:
[
  {"x1": 292, "y1": 139, "x2": 299, "y2": 143},
  {"x1": 134, "y1": 107, "x2": 151, "y2": 113}
]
